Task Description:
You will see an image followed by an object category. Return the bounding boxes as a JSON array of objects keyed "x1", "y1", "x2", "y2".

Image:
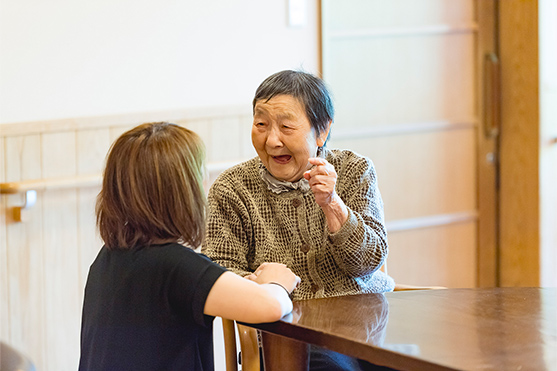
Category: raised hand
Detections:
[
  {"x1": 303, "y1": 157, "x2": 337, "y2": 207},
  {"x1": 304, "y1": 157, "x2": 348, "y2": 233}
]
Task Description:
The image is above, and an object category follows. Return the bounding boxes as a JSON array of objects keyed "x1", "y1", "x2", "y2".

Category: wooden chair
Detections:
[
  {"x1": 222, "y1": 318, "x2": 261, "y2": 371},
  {"x1": 221, "y1": 264, "x2": 445, "y2": 371}
]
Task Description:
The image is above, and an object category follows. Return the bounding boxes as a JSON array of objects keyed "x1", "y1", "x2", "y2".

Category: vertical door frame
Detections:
[
  {"x1": 498, "y1": 0, "x2": 540, "y2": 286},
  {"x1": 476, "y1": 0, "x2": 500, "y2": 287}
]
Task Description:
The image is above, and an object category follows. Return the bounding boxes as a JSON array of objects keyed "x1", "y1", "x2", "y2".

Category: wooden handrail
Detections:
[
  {"x1": 0, "y1": 161, "x2": 243, "y2": 222},
  {"x1": 0, "y1": 160, "x2": 243, "y2": 195},
  {"x1": 0, "y1": 174, "x2": 102, "y2": 194}
]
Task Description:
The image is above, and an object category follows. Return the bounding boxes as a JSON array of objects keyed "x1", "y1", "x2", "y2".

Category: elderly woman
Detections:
[
  {"x1": 203, "y1": 70, "x2": 394, "y2": 301},
  {"x1": 203, "y1": 70, "x2": 395, "y2": 370}
]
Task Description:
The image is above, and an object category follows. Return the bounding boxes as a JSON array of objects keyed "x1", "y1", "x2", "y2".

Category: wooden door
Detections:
[{"x1": 321, "y1": 0, "x2": 497, "y2": 288}]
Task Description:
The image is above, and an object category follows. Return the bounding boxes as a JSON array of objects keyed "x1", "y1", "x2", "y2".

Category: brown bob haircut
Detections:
[{"x1": 96, "y1": 122, "x2": 206, "y2": 249}]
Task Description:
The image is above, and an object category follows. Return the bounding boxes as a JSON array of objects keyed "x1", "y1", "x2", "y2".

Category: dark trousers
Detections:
[
  {"x1": 309, "y1": 345, "x2": 397, "y2": 371},
  {"x1": 254, "y1": 343, "x2": 397, "y2": 370}
]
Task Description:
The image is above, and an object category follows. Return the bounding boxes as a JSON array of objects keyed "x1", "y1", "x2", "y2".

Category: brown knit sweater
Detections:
[{"x1": 202, "y1": 148, "x2": 395, "y2": 300}]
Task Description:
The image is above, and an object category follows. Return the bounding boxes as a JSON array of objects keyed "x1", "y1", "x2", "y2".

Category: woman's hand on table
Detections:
[{"x1": 246, "y1": 262, "x2": 300, "y2": 293}]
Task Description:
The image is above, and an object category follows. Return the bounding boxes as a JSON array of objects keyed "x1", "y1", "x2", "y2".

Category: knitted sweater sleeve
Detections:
[
  {"x1": 202, "y1": 177, "x2": 253, "y2": 277},
  {"x1": 326, "y1": 152, "x2": 388, "y2": 277}
]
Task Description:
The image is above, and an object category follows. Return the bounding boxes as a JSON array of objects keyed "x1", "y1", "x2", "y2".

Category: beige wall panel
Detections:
[
  {"x1": 325, "y1": 0, "x2": 473, "y2": 31},
  {"x1": 387, "y1": 222, "x2": 477, "y2": 288},
  {"x1": 0, "y1": 137, "x2": 4, "y2": 180},
  {"x1": 41, "y1": 132, "x2": 81, "y2": 370},
  {"x1": 540, "y1": 97, "x2": 557, "y2": 286},
  {"x1": 239, "y1": 114, "x2": 258, "y2": 159},
  {"x1": 329, "y1": 128, "x2": 476, "y2": 221},
  {"x1": 4, "y1": 134, "x2": 46, "y2": 369},
  {"x1": 326, "y1": 34, "x2": 475, "y2": 127},
  {"x1": 208, "y1": 117, "x2": 243, "y2": 163},
  {"x1": 186, "y1": 116, "x2": 256, "y2": 187},
  {"x1": 109, "y1": 125, "x2": 134, "y2": 143},
  {"x1": 539, "y1": 0, "x2": 557, "y2": 287},
  {"x1": 540, "y1": 137, "x2": 557, "y2": 287},
  {"x1": 76, "y1": 128, "x2": 112, "y2": 175},
  {"x1": 76, "y1": 129, "x2": 110, "y2": 305},
  {"x1": 182, "y1": 120, "x2": 211, "y2": 153},
  {"x1": 180, "y1": 120, "x2": 218, "y2": 189},
  {"x1": 6, "y1": 135, "x2": 43, "y2": 181},
  {"x1": 0, "y1": 137, "x2": 8, "y2": 341},
  {"x1": 207, "y1": 116, "x2": 256, "y2": 163},
  {"x1": 77, "y1": 187, "x2": 101, "y2": 304}
]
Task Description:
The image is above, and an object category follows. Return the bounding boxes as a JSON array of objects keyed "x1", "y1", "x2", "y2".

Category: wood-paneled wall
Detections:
[{"x1": 0, "y1": 107, "x2": 253, "y2": 371}]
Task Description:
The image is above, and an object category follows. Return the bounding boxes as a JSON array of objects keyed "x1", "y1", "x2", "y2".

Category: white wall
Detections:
[
  {"x1": 540, "y1": 0, "x2": 557, "y2": 287},
  {"x1": 0, "y1": 1, "x2": 318, "y2": 370},
  {"x1": 0, "y1": 0, "x2": 319, "y2": 124}
]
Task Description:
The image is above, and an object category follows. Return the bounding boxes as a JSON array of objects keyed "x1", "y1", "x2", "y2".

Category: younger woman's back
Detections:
[{"x1": 80, "y1": 243, "x2": 225, "y2": 371}]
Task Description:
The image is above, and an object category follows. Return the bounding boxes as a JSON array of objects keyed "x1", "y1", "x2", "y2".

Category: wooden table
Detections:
[{"x1": 246, "y1": 288, "x2": 557, "y2": 371}]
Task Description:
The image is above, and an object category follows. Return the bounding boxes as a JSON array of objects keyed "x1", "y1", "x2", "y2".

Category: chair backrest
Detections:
[
  {"x1": 221, "y1": 319, "x2": 260, "y2": 371},
  {"x1": 222, "y1": 318, "x2": 238, "y2": 371},
  {"x1": 0, "y1": 342, "x2": 36, "y2": 371}
]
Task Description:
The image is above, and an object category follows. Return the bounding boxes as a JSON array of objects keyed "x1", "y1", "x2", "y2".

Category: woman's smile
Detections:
[
  {"x1": 272, "y1": 155, "x2": 292, "y2": 164},
  {"x1": 252, "y1": 94, "x2": 324, "y2": 182}
]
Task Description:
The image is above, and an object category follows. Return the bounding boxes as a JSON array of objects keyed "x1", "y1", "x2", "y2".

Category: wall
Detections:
[
  {"x1": 0, "y1": 109, "x2": 255, "y2": 371},
  {"x1": 0, "y1": 0, "x2": 319, "y2": 124},
  {"x1": 539, "y1": 0, "x2": 557, "y2": 287},
  {"x1": 0, "y1": 1, "x2": 319, "y2": 370}
]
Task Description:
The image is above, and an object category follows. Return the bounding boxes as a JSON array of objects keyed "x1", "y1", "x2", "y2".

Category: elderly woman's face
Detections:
[{"x1": 252, "y1": 94, "x2": 328, "y2": 182}]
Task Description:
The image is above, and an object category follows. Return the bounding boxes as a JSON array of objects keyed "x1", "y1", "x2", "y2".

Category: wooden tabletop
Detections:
[{"x1": 249, "y1": 287, "x2": 557, "y2": 371}]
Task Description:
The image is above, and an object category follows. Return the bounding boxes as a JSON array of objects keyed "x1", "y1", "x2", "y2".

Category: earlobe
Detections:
[{"x1": 316, "y1": 121, "x2": 332, "y2": 147}]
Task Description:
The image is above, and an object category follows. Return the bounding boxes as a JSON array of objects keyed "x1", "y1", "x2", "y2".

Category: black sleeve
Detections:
[{"x1": 169, "y1": 249, "x2": 227, "y2": 327}]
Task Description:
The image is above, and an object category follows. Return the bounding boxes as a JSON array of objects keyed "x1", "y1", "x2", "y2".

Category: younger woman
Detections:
[{"x1": 79, "y1": 122, "x2": 299, "y2": 371}]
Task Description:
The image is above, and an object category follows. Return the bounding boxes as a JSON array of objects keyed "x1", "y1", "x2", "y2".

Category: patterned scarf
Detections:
[
  {"x1": 259, "y1": 166, "x2": 311, "y2": 194},
  {"x1": 258, "y1": 148, "x2": 324, "y2": 194}
]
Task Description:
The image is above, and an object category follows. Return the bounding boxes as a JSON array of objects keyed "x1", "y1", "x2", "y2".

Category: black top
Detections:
[{"x1": 79, "y1": 243, "x2": 227, "y2": 371}]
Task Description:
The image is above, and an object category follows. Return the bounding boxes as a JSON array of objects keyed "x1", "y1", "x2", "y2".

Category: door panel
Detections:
[
  {"x1": 324, "y1": 0, "x2": 474, "y2": 31},
  {"x1": 322, "y1": 0, "x2": 481, "y2": 288},
  {"x1": 330, "y1": 129, "x2": 476, "y2": 222},
  {"x1": 326, "y1": 34, "x2": 475, "y2": 126},
  {"x1": 387, "y1": 223, "x2": 477, "y2": 288}
]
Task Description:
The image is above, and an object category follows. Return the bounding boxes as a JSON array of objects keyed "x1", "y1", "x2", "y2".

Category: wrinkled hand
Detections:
[
  {"x1": 304, "y1": 157, "x2": 348, "y2": 233},
  {"x1": 245, "y1": 262, "x2": 300, "y2": 293},
  {"x1": 303, "y1": 157, "x2": 338, "y2": 207}
]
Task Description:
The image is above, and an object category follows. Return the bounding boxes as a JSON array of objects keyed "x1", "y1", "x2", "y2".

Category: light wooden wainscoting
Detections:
[{"x1": 0, "y1": 107, "x2": 253, "y2": 371}]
